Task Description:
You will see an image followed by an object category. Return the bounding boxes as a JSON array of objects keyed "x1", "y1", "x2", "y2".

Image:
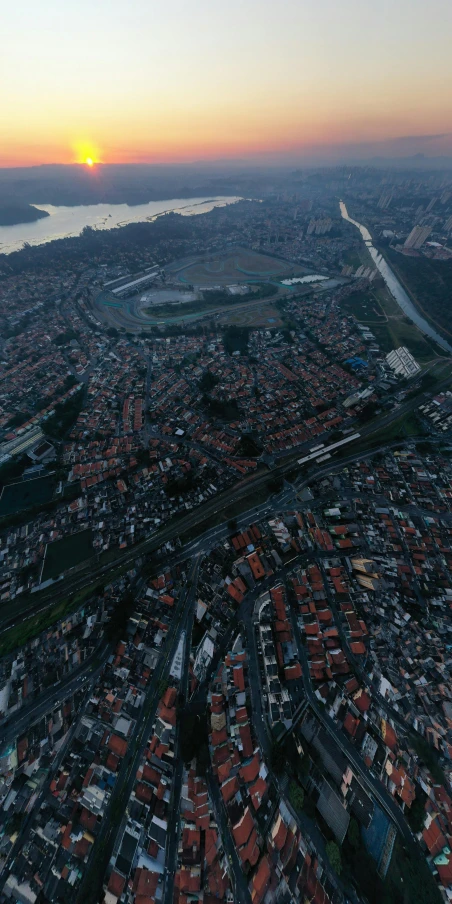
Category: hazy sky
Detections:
[{"x1": 2, "y1": 0, "x2": 452, "y2": 166}]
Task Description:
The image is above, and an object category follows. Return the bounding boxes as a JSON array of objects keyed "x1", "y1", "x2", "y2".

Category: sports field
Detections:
[
  {"x1": 0, "y1": 475, "x2": 55, "y2": 517},
  {"x1": 170, "y1": 248, "x2": 305, "y2": 287},
  {"x1": 93, "y1": 248, "x2": 312, "y2": 332},
  {"x1": 42, "y1": 528, "x2": 94, "y2": 581},
  {"x1": 216, "y1": 302, "x2": 283, "y2": 327}
]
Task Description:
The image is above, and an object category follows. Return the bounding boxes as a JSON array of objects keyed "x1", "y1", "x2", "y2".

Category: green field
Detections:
[
  {"x1": 42, "y1": 528, "x2": 94, "y2": 581},
  {"x1": 339, "y1": 290, "x2": 387, "y2": 323},
  {"x1": 0, "y1": 475, "x2": 55, "y2": 517},
  {"x1": 171, "y1": 248, "x2": 305, "y2": 289},
  {"x1": 341, "y1": 284, "x2": 445, "y2": 364}
]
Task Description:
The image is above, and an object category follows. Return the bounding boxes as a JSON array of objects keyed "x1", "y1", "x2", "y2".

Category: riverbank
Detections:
[
  {"x1": 0, "y1": 196, "x2": 241, "y2": 255},
  {"x1": 0, "y1": 203, "x2": 50, "y2": 227},
  {"x1": 339, "y1": 201, "x2": 452, "y2": 355},
  {"x1": 378, "y1": 244, "x2": 452, "y2": 343}
]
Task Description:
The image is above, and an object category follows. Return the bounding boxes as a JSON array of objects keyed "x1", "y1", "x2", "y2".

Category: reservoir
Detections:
[
  {"x1": 0, "y1": 196, "x2": 241, "y2": 255},
  {"x1": 339, "y1": 200, "x2": 452, "y2": 354}
]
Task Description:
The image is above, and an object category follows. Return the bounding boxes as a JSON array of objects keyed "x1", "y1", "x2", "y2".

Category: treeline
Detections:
[
  {"x1": 223, "y1": 325, "x2": 250, "y2": 355},
  {"x1": 202, "y1": 394, "x2": 241, "y2": 421},
  {"x1": 385, "y1": 248, "x2": 452, "y2": 340},
  {"x1": 201, "y1": 282, "x2": 277, "y2": 306},
  {"x1": 0, "y1": 213, "x2": 195, "y2": 275},
  {"x1": 43, "y1": 388, "x2": 85, "y2": 439}
]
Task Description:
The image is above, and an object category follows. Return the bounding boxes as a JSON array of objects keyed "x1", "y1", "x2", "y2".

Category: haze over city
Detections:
[
  {"x1": 2, "y1": 4, "x2": 452, "y2": 904},
  {"x1": 2, "y1": 0, "x2": 452, "y2": 167}
]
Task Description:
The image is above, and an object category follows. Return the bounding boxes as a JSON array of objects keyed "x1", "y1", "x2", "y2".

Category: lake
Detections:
[
  {"x1": 0, "y1": 196, "x2": 241, "y2": 255},
  {"x1": 281, "y1": 275, "x2": 328, "y2": 286}
]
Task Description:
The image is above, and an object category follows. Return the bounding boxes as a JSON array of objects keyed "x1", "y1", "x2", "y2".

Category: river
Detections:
[
  {"x1": 0, "y1": 196, "x2": 241, "y2": 255},
  {"x1": 339, "y1": 200, "x2": 452, "y2": 354}
]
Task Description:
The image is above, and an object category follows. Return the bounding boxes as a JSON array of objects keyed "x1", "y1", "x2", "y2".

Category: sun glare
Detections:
[{"x1": 85, "y1": 157, "x2": 94, "y2": 167}]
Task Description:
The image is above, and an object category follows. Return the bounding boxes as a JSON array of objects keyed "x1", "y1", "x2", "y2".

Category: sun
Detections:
[{"x1": 85, "y1": 157, "x2": 94, "y2": 167}]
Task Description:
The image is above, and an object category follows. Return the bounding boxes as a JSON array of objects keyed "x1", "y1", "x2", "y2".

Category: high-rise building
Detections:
[
  {"x1": 378, "y1": 191, "x2": 393, "y2": 210},
  {"x1": 404, "y1": 224, "x2": 431, "y2": 250}
]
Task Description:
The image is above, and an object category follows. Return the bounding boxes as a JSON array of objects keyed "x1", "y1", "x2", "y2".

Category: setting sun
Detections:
[{"x1": 85, "y1": 157, "x2": 94, "y2": 167}]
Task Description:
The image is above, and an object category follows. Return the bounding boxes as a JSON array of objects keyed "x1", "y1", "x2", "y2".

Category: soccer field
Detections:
[
  {"x1": 42, "y1": 528, "x2": 94, "y2": 581},
  {"x1": 0, "y1": 475, "x2": 56, "y2": 517}
]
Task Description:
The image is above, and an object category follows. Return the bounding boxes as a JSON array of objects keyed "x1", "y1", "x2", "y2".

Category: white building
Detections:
[
  {"x1": 404, "y1": 225, "x2": 431, "y2": 250},
  {"x1": 385, "y1": 346, "x2": 421, "y2": 378}
]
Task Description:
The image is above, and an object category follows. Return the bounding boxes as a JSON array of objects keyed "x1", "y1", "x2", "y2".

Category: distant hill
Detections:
[
  {"x1": 0, "y1": 203, "x2": 49, "y2": 226},
  {"x1": 0, "y1": 163, "x2": 260, "y2": 209}
]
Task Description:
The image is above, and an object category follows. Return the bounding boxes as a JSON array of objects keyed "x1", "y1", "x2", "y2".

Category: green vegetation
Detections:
[
  {"x1": 180, "y1": 707, "x2": 210, "y2": 774},
  {"x1": 0, "y1": 455, "x2": 28, "y2": 491},
  {"x1": 53, "y1": 330, "x2": 78, "y2": 346},
  {"x1": 0, "y1": 596, "x2": 82, "y2": 658},
  {"x1": 383, "y1": 837, "x2": 443, "y2": 904},
  {"x1": 346, "y1": 817, "x2": 361, "y2": 851},
  {"x1": 157, "y1": 678, "x2": 169, "y2": 698},
  {"x1": 270, "y1": 740, "x2": 287, "y2": 774},
  {"x1": 0, "y1": 475, "x2": 56, "y2": 517},
  {"x1": 340, "y1": 280, "x2": 446, "y2": 363},
  {"x1": 339, "y1": 289, "x2": 387, "y2": 323},
  {"x1": 410, "y1": 734, "x2": 447, "y2": 786},
  {"x1": 223, "y1": 325, "x2": 250, "y2": 355},
  {"x1": 384, "y1": 247, "x2": 452, "y2": 342},
  {"x1": 165, "y1": 472, "x2": 196, "y2": 497},
  {"x1": 237, "y1": 433, "x2": 263, "y2": 457},
  {"x1": 105, "y1": 591, "x2": 135, "y2": 643},
  {"x1": 326, "y1": 841, "x2": 342, "y2": 875},
  {"x1": 406, "y1": 790, "x2": 427, "y2": 834},
  {"x1": 199, "y1": 370, "x2": 220, "y2": 392},
  {"x1": 202, "y1": 394, "x2": 242, "y2": 421},
  {"x1": 42, "y1": 528, "x2": 94, "y2": 581},
  {"x1": 0, "y1": 203, "x2": 50, "y2": 226},
  {"x1": 43, "y1": 388, "x2": 85, "y2": 439},
  {"x1": 348, "y1": 411, "x2": 422, "y2": 456},
  {"x1": 288, "y1": 781, "x2": 305, "y2": 811}
]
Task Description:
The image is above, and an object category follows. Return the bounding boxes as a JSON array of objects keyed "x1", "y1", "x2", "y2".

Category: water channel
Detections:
[{"x1": 339, "y1": 200, "x2": 452, "y2": 354}]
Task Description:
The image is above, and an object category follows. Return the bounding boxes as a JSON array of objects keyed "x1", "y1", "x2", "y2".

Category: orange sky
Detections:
[{"x1": 2, "y1": 0, "x2": 452, "y2": 167}]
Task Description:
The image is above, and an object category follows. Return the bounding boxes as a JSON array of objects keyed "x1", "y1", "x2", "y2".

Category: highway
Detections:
[
  {"x1": 0, "y1": 645, "x2": 108, "y2": 748},
  {"x1": 6, "y1": 367, "x2": 448, "y2": 635}
]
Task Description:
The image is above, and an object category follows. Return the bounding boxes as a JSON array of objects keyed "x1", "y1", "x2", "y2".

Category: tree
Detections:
[
  {"x1": 270, "y1": 741, "x2": 286, "y2": 774},
  {"x1": 326, "y1": 841, "x2": 342, "y2": 875},
  {"x1": 347, "y1": 818, "x2": 361, "y2": 851},
  {"x1": 289, "y1": 781, "x2": 304, "y2": 811},
  {"x1": 237, "y1": 433, "x2": 263, "y2": 458},
  {"x1": 199, "y1": 370, "x2": 220, "y2": 392},
  {"x1": 406, "y1": 791, "x2": 427, "y2": 834},
  {"x1": 303, "y1": 796, "x2": 316, "y2": 819},
  {"x1": 157, "y1": 678, "x2": 169, "y2": 698}
]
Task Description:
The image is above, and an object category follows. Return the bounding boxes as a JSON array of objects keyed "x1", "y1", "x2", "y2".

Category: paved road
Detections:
[
  {"x1": 286, "y1": 597, "x2": 417, "y2": 852},
  {"x1": 77, "y1": 556, "x2": 201, "y2": 904},
  {"x1": 241, "y1": 600, "x2": 345, "y2": 904},
  {"x1": 162, "y1": 568, "x2": 198, "y2": 904},
  {"x1": 0, "y1": 673, "x2": 99, "y2": 887},
  {"x1": 0, "y1": 646, "x2": 108, "y2": 748},
  {"x1": 206, "y1": 767, "x2": 252, "y2": 903},
  {"x1": 8, "y1": 377, "x2": 446, "y2": 633}
]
